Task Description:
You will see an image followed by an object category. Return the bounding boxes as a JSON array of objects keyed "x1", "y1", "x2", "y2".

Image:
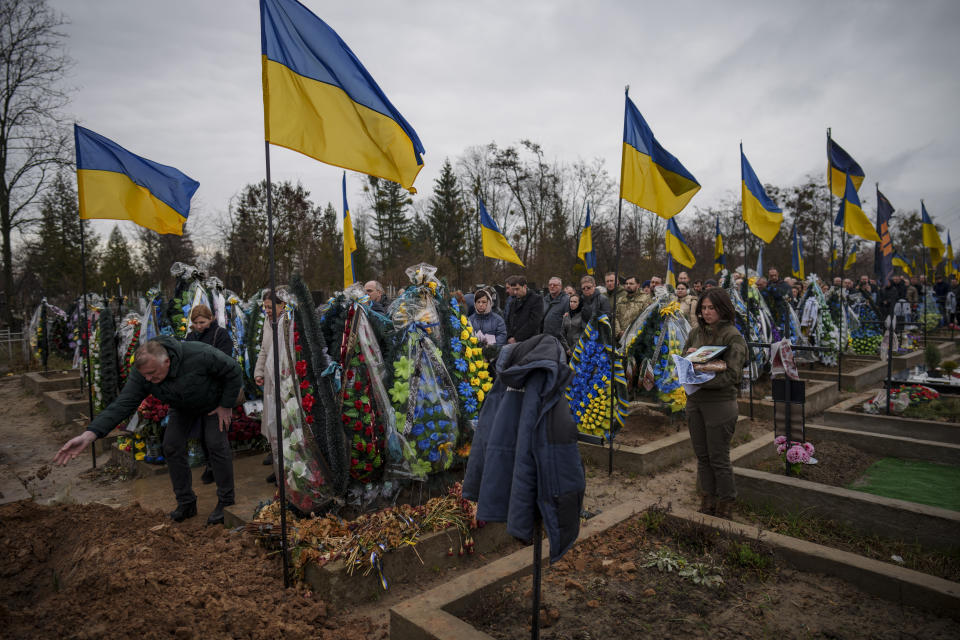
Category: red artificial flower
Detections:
[
  {"x1": 302, "y1": 394, "x2": 315, "y2": 412},
  {"x1": 366, "y1": 443, "x2": 374, "y2": 454},
  {"x1": 304, "y1": 415, "x2": 314, "y2": 424},
  {"x1": 341, "y1": 415, "x2": 350, "y2": 424},
  {"x1": 355, "y1": 442, "x2": 364, "y2": 451},
  {"x1": 300, "y1": 380, "x2": 310, "y2": 390},
  {"x1": 354, "y1": 400, "x2": 362, "y2": 410},
  {"x1": 345, "y1": 370, "x2": 354, "y2": 380},
  {"x1": 354, "y1": 419, "x2": 363, "y2": 429},
  {"x1": 358, "y1": 354, "x2": 365, "y2": 363},
  {"x1": 294, "y1": 331, "x2": 301, "y2": 341},
  {"x1": 354, "y1": 423, "x2": 362, "y2": 432},
  {"x1": 295, "y1": 360, "x2": 307, "y2": 377},
  {"x1": 362, "y1": 404, "x2": 371, "y2": 414},
  {"x1": 354, "y1": 382, "x2": 362, "y2": 391},
  {"x1": 351, "y1": 458, "x2": 359, "y2": 466},
  {"x1": 364, "y1": 426, "x2": 373, "y2": 437},
  {"x1": 294, "y1": 344, "x2": 302, "y2": 352},
  {"x1": 364, "y1": 463, "x2": 372, "y2": 471}
]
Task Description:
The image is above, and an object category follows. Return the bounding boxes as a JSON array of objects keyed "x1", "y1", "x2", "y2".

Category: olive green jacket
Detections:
[
  {"x1": 682, "y1": 321, "x2": 747, "y2": 403},
  {"x1": 86, "y1": 336, "x2": 243, "y2": 438}
]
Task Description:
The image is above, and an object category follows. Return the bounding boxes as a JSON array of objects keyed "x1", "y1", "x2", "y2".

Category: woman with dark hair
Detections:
[
  {"x1": 561, "y1": 293, "x2": 583, "y2": 356},
  {"x1": 683, "y1": 287, "x2": 747, "y2": 519}
]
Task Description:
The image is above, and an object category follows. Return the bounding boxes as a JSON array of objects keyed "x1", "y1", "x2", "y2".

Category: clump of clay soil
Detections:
[{"x1": 0, "y1": 501, "x2": 383, "y2": 639}]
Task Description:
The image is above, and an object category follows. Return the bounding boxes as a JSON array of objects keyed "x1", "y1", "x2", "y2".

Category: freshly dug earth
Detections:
[
  {"x1": 0, "y1": 501, "x2": 382, "y2": 640},
  {"x1": 614, "y1": 409, "x2": 685, "y2": 447},
  {"x1": 460, "y1": 510, "x2": 960, "y2": 639},
  {"x1": 751, "y1": 440, "x2": 880, "y2": 488}
]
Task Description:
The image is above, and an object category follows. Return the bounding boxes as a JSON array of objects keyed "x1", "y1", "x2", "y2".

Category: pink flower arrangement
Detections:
[{"x1": 774, "y1": 436, "x2": 815, "y2": 474}]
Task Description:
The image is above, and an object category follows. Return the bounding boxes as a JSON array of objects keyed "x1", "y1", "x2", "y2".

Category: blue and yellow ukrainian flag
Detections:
[
  {"x1": 921, "y1": 202, "x2": 945, "y2": 266},
  {"x1": 740, "y1": 145, "x2": 782, "y2": 243},
  {"x1": 479, "y1": 198, "x2": 524, "y2": 266},
  {"x1": 620, "y1": 91, "x2": 700, "y2": 219},
  {"x1": 74, "y1": 125, "x2": 198, "y2": 236},
  {"x1": 945, "y1": 231, "x2": 955, "y2": 277},
  {"x1": 260, "y1": 0, "x2": 424, "y2": 192},
  {"x1": 666, "y1": 254, "x2": 677, "y2": 288},
  {"x1": 342, "y1": 172, "x2": 357, "y2": 289},
  {"x1": 827, "y1": 137, "x2": 865, "y2": 198},
  {"x1": 577, "y1": 205, "x2": 596, "y2": 275},
  {"x1": 834, "y1": 174, "x2": 880, "y2": 242},
  {"x1": 791, "y1": 224, "x2": 805, "y2": 280},
  {"x1": 665, "y1": 217, "x2": 696, "y2": 268},
  {"x1": 845, "y1": 240, "x2": 859, "y2": 270},
  {"x1": 714, "y1": 215, "x2": 725, "y2": 274},
  {"x1": 892, "y1": 252, "x2": 912, "y2": 276}
]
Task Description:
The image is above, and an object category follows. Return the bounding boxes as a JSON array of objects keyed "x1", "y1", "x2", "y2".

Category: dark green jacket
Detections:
[
  {"x1": 682, "y1": 321, "x2": 747, "y2": 403},
  {"x1": 87, "y1": 336, "x2": 242, "y2": 438}
]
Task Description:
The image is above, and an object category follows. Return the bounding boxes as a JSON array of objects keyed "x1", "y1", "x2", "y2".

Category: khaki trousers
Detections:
[{"x1": 686, "y1": 398, "x2": 738, "y2": 501}]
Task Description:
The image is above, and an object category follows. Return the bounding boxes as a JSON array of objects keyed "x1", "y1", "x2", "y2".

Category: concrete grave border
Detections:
[
  {"x1": 820, "y1": 391, "x2": 960, "y2": 444},
  {"x1": 738, "y1": 378, "x2": 838, "y2": 420},
  {"x1": 21, "y1": 370, "x2": 80, "y2": 395},
  {"x1": 389, "y1": 498, "x2": 960, "y2": 640}
]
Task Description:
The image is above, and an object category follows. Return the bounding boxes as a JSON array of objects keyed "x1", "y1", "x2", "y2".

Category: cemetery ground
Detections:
[{"x1": 2, "y1": 374, "x2": 959, "y2": 638}]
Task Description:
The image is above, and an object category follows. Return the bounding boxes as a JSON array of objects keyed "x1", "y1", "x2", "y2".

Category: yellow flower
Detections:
[
  {"x1": 482, "y1": 383, "x2": 492, "y2": 392},
  {"x1": 135, "y1": 441, "x2": 145, "y2": 450},
  {"x1": 428, "y1": 281, "x2": 437, "y2": 293},
  {"x1": 470, "y1": 336, "x2": 478, "y2": 345},
  {"x1": 460, "y1": 314, "x2": 469, "y2": 325},
  {"x1": 468, "y1": 363, "x2": 476, "y2": 373},
  {"x1": 135, "y1": 452, "x2": 145, "y2": 461},
  {"x1": 460, "y1": 329, "x2": 470, "y2": 340},
  {"x1": 471, "y1": 377, "x2": 480, "y2": 387},
  {"x1": 478, "y1": 371, "x2": 489, "y2": 380},
  {"x1": 477, "y1": 390, "x2": 485, "y2": 402}
]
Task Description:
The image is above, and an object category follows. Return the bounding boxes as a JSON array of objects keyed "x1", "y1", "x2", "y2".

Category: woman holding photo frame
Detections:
[{"x1": 683, "y1": 288, "x2": 747, "y2": 518}]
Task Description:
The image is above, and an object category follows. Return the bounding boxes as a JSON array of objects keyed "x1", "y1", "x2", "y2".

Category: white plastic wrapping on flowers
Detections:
[
  {"x1": 799, "y1": 275, "x2": 838, "y2": 366},
  {"x1": 27, "y1": 301, "x2": 43, "y2": 354},
  {"x1": 387, "y1": 267, "x2": 444, "y2": 342},
  {"x1": 205, "y1": 276, "x2": 227, "y2": 327},
  {"x1": 116, "y1": 313, "x2": 141, "y2": 361},
  {"x1": 389, "y1": 329, "x2": 459, "y2": 480},
  {"x1": 271, "y1": 308, "x2": 332, "y2": 512},
  {"x1": 354, "y1": 306, "x2": 396, "y2": 437}
]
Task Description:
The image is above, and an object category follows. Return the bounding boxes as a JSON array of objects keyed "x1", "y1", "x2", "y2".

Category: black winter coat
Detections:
[
  {"x1": 505, "y1": 292, "x2": 544, "y2": 342},
  {"x1": 185, "y1": 321, "x2": 233, "y2": 357},
  {"x1": 86, "y1": 336, "x2": 242, "y2": 438}
]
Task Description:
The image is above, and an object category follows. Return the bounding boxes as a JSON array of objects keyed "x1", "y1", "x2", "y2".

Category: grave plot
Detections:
[
  {"x1": 390, "y1": 501, "x2": 960, "y2": 639},
  {"x1": 821, "y1": 391, "x2": 960, "y2": 444},
  {"x1": 732, "y1": 426, "x2": 960, "y2": 555},
  {"x1": 577, "y1": 402, "x2": 750, "y2": 475}
]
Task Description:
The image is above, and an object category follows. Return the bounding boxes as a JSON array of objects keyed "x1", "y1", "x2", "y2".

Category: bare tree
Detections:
[{"x1": 0, "y1": 0, "x2": 72, "y2": 326}]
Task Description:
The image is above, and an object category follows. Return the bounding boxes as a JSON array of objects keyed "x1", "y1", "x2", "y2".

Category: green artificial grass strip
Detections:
[{"x1": 849, "y1": 458, "x2": 960, "y2": 511}]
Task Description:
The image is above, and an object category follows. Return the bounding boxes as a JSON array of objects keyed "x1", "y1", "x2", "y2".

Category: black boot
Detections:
[
  {"x1": 201, "y1": 467, "x2": 215, "y2": 485},
  {"x1": 262, "y1": 453, "x2": 273, "y2": 466},
  {"x1": 169, "y1": 501, "x2": 197, "y2": 522},
  {"x1": 266, "y1": 472, "x2": 276, "y2": 484},
  {"x1": 206, "y1": 500, "x2": 234, "y2": 526}
]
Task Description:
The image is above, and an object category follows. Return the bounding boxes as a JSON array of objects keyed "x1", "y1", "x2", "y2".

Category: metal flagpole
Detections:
[
  {"x1": 79, "y1": 218, "x2": 96, "y2": 469},
  {"x1": 838, "y1": 226, "x2": 847, "y2": 391},
  {"x1": 264, "y1": 140, "x2": 290, "y2": 588},
  {"x1": 608, "y1": 195, "x2": 623, "y2": 477},
  {"x1": 742, "y1": 200, "x2": 754, "y2": 419},
  {"x1": 827, "y1": 128, "x2": 835, "y2": 281}
]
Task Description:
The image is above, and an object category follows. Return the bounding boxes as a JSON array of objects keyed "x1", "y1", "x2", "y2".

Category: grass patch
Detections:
[
  {"x1": 902, "y1": 398, "x2": 960, "y2": 423},
  {"x1": 850, "y1": 458, "x2": 960, "y2": 511}
]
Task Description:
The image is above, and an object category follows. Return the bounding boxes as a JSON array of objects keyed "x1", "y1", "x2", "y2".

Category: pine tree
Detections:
[
  {"x1": 99, "y1": 226, "x2": 141, "y2": 296},
  {"x1": 427, "y1": 160, "x2": 469, "y2": 287},
  {"x1": 22, "y1": 172, "x2": 100, "y2": 304},
  {"x1": 137, "y1": 224, "x2": 197, "y2": 292},
  {"x1": 366, "y1": 176, "x2": 412, "y2": 279}
]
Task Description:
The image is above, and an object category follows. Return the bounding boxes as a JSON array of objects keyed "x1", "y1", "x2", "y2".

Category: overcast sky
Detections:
[{"x1": 51, "y1": 0, "x2": 960, "y2": 246}]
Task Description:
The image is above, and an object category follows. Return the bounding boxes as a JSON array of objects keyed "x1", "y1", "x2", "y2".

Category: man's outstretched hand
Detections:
[
  {"x1": 53, "y1": 431, "x2": 98, "y2": 466},
  {"x1": 209, "y1": 406, "x2": 233, "y2": 432}
]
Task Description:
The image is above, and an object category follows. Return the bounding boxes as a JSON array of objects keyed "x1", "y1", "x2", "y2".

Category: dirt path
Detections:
[{"x1": 0, "y1": 377, "x2": 132, "y2": 507}]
